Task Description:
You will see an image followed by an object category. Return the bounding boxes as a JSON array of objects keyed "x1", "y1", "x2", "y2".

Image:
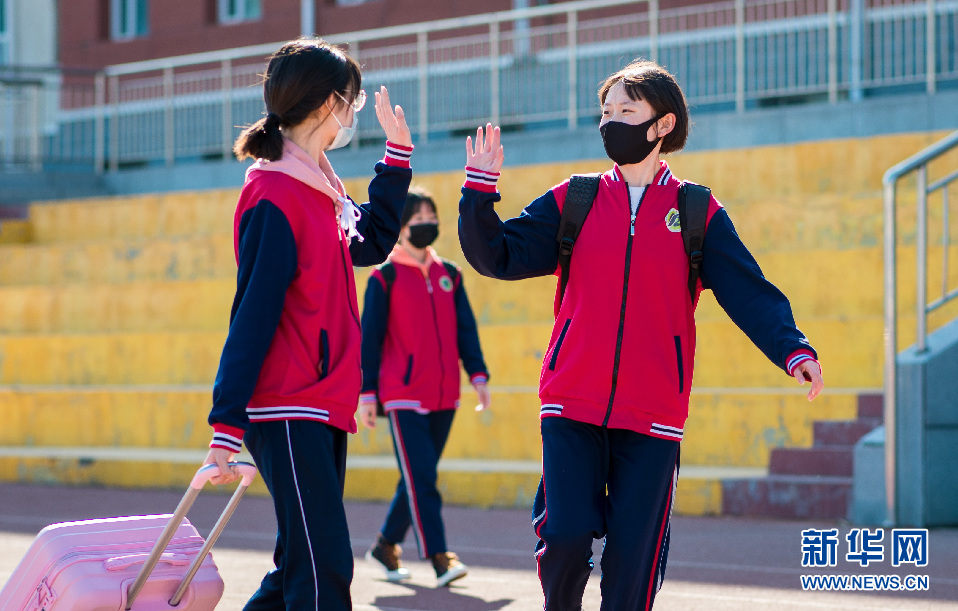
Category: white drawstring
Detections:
[{"x1": 339, "y1": 196, "x2": 364, "y2": 242}]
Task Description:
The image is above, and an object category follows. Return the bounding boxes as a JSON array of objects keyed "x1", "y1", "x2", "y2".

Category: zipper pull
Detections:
[
  {"x1": 630, "y1": 213, "x2": 636, "y2": 236},
  {"x1": 426, "y1": 278, "x2": 433, "y2": 293}
]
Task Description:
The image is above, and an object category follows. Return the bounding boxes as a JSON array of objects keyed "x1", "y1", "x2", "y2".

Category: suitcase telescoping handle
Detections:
[{"x1": 125, "y1": 461, "x2": 257, "y2": 610}]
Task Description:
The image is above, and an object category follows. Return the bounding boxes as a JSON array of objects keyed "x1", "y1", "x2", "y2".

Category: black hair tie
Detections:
[{"x1": 263, "y1": 112, "x2": 282, "y2": 132}]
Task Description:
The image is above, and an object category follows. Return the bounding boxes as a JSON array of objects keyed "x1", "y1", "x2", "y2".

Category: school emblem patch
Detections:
[
  {"x1": 665, "y1": 208, "x2": 681, "y2": 232},
  {"x1": 439, "y1": 276, "x2": 455, "y2": 292}
]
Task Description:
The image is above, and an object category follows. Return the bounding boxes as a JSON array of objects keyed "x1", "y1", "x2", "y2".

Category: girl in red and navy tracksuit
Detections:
[
  {"x1": 458, "y1": 60, "x2": 825, "y2": 610},
  {"x1": 358, "y1": 186, "x2": 490, "y2": 587},
  {"x1": 202, "y1": 39, "x2": 414, "y2": 611}
]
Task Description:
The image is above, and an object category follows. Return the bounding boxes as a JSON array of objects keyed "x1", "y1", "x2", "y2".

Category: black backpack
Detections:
[
  {"x1": 377, "y1": 259, "x2": 460, "y2": 294},
  {"x1": 556, "y1": 174, "x2": 710, "y2": 306}
]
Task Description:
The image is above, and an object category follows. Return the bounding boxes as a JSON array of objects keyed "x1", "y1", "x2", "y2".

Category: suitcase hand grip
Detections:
[
  {"x1": 106, "y1": 552, "x2": 190, "y2": 571},
  {"x1": 126, "y1": 461, "x2": 257, "y2": 610},
  {"x1": 191, "y1": 461, "x2": 258, "y2": 488}
]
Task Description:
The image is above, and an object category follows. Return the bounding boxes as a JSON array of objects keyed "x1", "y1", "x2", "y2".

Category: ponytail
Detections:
[
  {"x1": 233, "y1": 38, "x2": 363, "y2": 162},
  {"x1": 234, "y1": 112, "x2": 284, "y2": 161}
]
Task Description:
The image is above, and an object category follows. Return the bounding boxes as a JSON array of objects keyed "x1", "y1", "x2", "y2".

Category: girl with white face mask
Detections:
[
  {"x1": 458, "y1": 59, "x2": 824, "y2": 611},
  {"x1": 203, "y1": 37, "x2": 414, "y2": 611}
]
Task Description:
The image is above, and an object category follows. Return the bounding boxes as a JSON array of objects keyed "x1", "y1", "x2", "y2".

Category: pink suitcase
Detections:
[{"x1": 0, "y1": 462, "x2": 257, "y2": 611}]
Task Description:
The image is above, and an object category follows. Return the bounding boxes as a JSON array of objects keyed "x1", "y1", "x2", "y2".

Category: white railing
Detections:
[
  {"x1": 882, "y1": 129, "x2": 958, "y2": 526},
  {"x1": 0, "y1": 0, "x2": 955, "y2": 172}
]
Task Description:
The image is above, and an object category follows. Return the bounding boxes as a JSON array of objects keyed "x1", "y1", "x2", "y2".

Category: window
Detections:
[
  {"x1": 219, "y1": 0, "x2": 261, "y2": 24},
  {"x1": 0, "y1": 0, "x2": 10, "y2": 64},
  {"x1": 112, "y1": 0, "x2": 149, "y2": 40}
]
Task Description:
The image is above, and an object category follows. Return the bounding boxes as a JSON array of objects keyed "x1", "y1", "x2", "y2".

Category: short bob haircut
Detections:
[
  {"x1": 598, "y1": 59, "x2": 690, "y2": 155},
  {"x1": 401, "y1": 185, "x2": 439, "y2": 228}
]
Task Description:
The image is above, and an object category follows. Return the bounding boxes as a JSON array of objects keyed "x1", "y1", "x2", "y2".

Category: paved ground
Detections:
[{"x1": 1, "y1": 482, "x2": 956, "y2": 610}]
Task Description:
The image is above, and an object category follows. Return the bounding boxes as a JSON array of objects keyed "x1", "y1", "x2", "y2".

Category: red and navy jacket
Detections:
[
  {"x1": 208, "y1": 142, "x2": 413, "y2": 453},
  {"x1": 360, "y1": 246, "x2": 488, "y2": 413},
  {"x1": 458, "y1": 161, "x2": 817, "y2": 442}
]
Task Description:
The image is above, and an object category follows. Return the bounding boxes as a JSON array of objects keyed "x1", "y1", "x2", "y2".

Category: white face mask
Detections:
[{"x1": 327, "y1": 105, "x2": 356, "y2": 151}]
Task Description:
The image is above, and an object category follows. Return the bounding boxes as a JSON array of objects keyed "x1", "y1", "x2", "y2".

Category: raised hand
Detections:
[
  {"x1": 374, "y1": 86, "x2": 412, "y2": 147},
  {"x1": 466, "y1": 123, "x2": 504, "y2": 174}
]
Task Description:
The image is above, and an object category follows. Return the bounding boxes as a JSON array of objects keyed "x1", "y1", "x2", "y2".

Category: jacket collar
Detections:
[
  {"x1": 610, "y1": 160, "x2": 672, "y2": 186},
  {"x1": 388, "y1": 244, "x2": 442, "y2": 275},
  {"x1": 245, "y1": 138, "x2": 365, "y2": 241}
]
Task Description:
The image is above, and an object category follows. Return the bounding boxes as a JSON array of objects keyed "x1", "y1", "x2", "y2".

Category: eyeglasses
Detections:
[{"x1": 337, "y1": 89, "x2": 366, "y2": 113}]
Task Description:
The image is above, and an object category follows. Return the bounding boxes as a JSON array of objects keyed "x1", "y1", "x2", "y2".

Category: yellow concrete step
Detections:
[
  {"x1": 0, "y1": 385, "x2": 860, "y2": 468},
  {"x1": 447, "y1": 242, "x2": 958, "y2": 327},
  {"x1": 0, "y1": 280, "x2": 234, "y2": 334},
  {"x1": 25, "y1": 132, "x2": 952, "y2": 248},
  {"x1": 0, "y1": 333, "x2": 226, "y2": 385},
  {"x1": 0, "y1": 234, "x2": 235, "y2": 286},
  {"x1": 352, "y1": 388, "x2": 861, "y2": 467},
  {"x1": 0, "y1": 310, "x2": 903, "y2": 387},
  {"x1": 2, "y1": 240, "x2": 950, "y2": 331},
  {"x1": 0, "y1": 446, "x2": 735, "y2": 514},
  {"x1": 27, "y1": 190, "x2": 238, "y2": 244},
  {"x1": 0, "y1": 220, "x2": 31, "y2": 244},
  {"x1": 0, "y1": 386, "x2": 213, "y2": 449}
]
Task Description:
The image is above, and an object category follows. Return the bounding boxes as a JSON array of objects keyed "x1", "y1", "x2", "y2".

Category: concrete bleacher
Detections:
[{"x1": 0, "y1": 131, "x2": 953, "y2": 516}]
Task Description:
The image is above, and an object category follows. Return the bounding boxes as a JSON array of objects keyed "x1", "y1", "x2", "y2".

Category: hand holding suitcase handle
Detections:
[
  {"x1": 126, "y1": 461, "x2": 257, "y2": 610},
  {"x1": 204, "y1": 447, "x2": 246, "y2": 485}
]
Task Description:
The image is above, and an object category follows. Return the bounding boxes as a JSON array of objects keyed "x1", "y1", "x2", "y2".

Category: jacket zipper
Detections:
[
  {"x1": 338, "y1": 233, "x2": 362, "y2": 375},
  {"x1": 425, "y1": 275, "x2": 446, "y2": 409},
  {"x1": 603, "y1": 188, "x2": 646, "y2": 426},
  {"x1": 339, "y1": 232, "x2": 360, "y2": 327}
]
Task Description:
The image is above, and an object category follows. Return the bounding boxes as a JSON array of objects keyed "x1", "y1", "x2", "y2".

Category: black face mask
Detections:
[
  {"x1": 407, "y1": 223, "x2": 439, "y2": 248},
  {"x1": 600, "y1": 115, "x2": 662, "y2": 166}
]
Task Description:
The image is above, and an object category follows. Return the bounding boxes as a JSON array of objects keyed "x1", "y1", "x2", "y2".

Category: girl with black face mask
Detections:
[
  {"x1": 458, "y1": 60, "x2": 824, "y2": 611},
  {"x1": 358, "y1": 186, "x2": 490, "y2": 588}
]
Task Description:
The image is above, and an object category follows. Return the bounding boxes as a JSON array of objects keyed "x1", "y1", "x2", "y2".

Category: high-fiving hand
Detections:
[
  {"x1": 374, "y1": 86, "x2": 412, "y2": 147},
  {"x1": 466, "y1": 123, "x2": 504, "y2": 174}
]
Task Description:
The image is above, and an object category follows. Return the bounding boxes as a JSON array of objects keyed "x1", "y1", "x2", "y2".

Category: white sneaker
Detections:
[
  {"x1": 366, "y1": 537, "x2": 411, "y2": 582},
  {"x1": 432, "y1": 552, "x2": 468, "y2": 587}
]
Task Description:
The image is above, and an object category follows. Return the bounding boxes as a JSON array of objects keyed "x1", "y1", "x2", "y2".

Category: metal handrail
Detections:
[
  {"x1": 882, "y1": 128, "x2": 958, "y2": 526},
  {"x1": 103, "y1": 0, "x2": 646, "y2": 76}
]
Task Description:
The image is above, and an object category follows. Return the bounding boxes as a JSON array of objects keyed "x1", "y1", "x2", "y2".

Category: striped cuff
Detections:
[
  {"x1": 470, "y1": 373, "x2": 489, "y2": 385},
  {"x1": 383, "y1": 141, "x2": 413, "y2": 168},
  {"x1": 359, "y1": 391, "x2": 378, "y2": 406},
  {"x1": 464, "y1": 166, "x2": 500, "y2": 193},
  {"x1": 786, "y1": 349, "x2": 818, "y2": 376},
  {"x1": 210, "y1": 423, "x2": 245, "y2": 453}
]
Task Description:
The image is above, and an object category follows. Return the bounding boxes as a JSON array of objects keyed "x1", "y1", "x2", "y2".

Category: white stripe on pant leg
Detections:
[
  {"x1": 656, "y1": 463, "x2": 678, "y2": 594},
  {"x1": 389, "y1": 410, "x2": 427, "y2": 558},
  {"x1": 287, "y1": 421, "x2": 319, "y2": 611}
]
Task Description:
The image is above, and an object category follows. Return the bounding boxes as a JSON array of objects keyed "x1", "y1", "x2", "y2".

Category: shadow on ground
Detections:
[{"x1": 370, "y1": 582, "x2": 512, "y2": 611}]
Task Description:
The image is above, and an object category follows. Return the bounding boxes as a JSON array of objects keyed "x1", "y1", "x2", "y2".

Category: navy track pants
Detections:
[
  {"x1": 242, "y1": 419, "x2": 353, "y2": 611},
  {"x1": 533, "y1": 417, "x2": 680, "y2": 611},
  {"x1": 381, "y1": 408, "x2": 456, "y2": 558}
]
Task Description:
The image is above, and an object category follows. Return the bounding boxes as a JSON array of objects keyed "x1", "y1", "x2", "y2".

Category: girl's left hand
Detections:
[
  {"x1": 374, "y1": 86, "x2": 412, "y2": 148},
  {"x1": 358, "y1": 401, "x2": 377, "y2": 429},
  {"x1": 473, "y1": 382, "x2": 492, "y2": 412},
  {"x1": 794, "y1": 361, "x2": 824, "y2": 401}
]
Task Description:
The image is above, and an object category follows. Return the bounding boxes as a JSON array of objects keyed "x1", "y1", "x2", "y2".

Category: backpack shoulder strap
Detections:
[
  {"x1": 378, "y1": 261, "x2": 397, "y2": 293},
  {"x1": 441, "y1": 260, "x2": 460, "y2": 287},
  {"x1": 556, "y1": 173, "x2": 601, "y2": 306},
  {"x1": 372, "y1": 261, "x2": 396, "y2": 418},
  {"x1": 678, "y1": 181, "x2": 711, "y2": 302}
]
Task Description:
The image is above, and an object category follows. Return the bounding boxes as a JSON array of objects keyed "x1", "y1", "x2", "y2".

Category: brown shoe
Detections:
[
  {"x1": 365, "y1": 535, "x2": 411, "y2": 582},
  {"x1": 431, "y1": 551, "x2": 468, "y2": 587}
]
